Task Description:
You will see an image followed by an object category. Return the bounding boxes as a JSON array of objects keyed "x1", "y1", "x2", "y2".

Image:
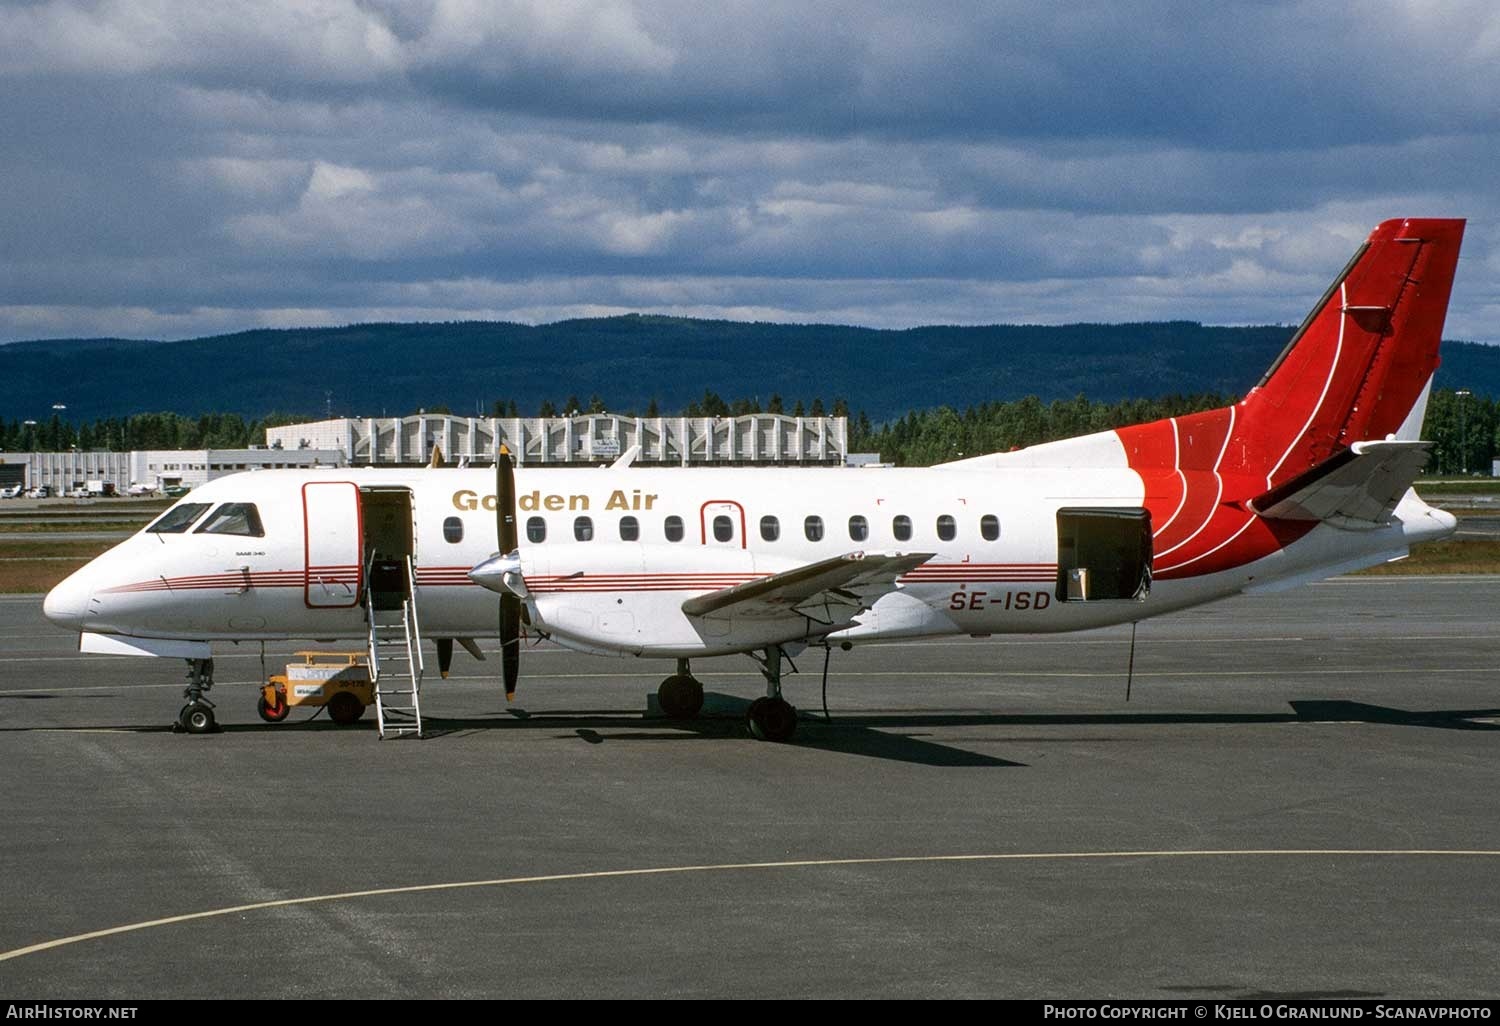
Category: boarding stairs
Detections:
[{"x1": 366, "y1": 554, "x2": 425, "y2": 739}]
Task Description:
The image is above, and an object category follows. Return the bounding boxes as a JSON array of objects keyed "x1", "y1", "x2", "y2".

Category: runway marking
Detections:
[{"x1": 3, "y1": 849, "x2": 1497, "y2": 964}]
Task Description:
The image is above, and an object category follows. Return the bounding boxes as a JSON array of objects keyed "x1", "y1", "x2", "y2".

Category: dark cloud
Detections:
[{"x1": 1, "y1": 1, "x2": 1497, "y2": 344}]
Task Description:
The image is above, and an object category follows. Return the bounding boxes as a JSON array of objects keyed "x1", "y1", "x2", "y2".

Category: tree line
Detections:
[
  {"x1": 3, "y1": 389, "x2": 1495, "y2": 474},
  {"x1": 0, "y1": 412, "x2": 304, "y2": 454}
]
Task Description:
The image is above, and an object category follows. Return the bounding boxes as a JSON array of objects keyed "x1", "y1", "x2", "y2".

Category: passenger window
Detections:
[
  {"x1": 665, "y1": 515, "x2": 684, "y2": 542},
  {"x1": 526, "y1": 516, "x2": 547, "y2": 543},
  {"x1": 892, "y1": 515, "x2": 912, "y2": 542},
  {"x1": 937, "y1": 515, "x2": 956, "y2": 541},
  {"x1": 620, "y1": 515, "x2": 639, "y2": 541},
  {"x1": 713, "y1": 515, "x2": 734, "y2": 542},
  {"x1": 981, "y1": 514, "x2": 1000, "y2": 541},
  {"x1": 443, "y1": 516, "x2": 463, "y2": 544},
  {"x1": 760, "y1": 515, "x2": 780, "y2": 542},
  {"x1": 147, "y1": 503, "x2": 211, "y2": 534},
  {"x1": 574, "y1": 516, "x2": 594, "y2": 542},
  {"x1": 195, "y1": 503, "x2": 265, "y2": 538},
  {"x1": 848, "y1": 515, "x2": 868, "y2": 542},
  {"x1": 804, "y1": 515, "x2": 824, "y2": 542}
]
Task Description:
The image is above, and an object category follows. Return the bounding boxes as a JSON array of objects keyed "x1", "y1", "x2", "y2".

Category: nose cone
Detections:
[{"x1": 44, "y1": 568, "x2": 93, "y2": 630}]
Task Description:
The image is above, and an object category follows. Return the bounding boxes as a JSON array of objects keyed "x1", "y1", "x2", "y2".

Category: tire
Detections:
[
  {"x1": 257, "y1": 690, "x2": 289, "y2": 723},
  {"x1": 747, "y1": 697, "x2": 797, "y2": 742},
  {"x1": 327, "y1": 691, "x2": 364, "y2": 726},
  {"x1": 658, "y1": 675, "x2": 705, "y2": 719},
  {"x1": 180, "y1": 702, "x2": 216, "y2": 735}
]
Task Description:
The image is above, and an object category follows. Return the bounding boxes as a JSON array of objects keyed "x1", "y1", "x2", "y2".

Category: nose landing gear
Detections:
[{"x1": 176, "y1": 658, "x2": 219, "y2": 734}]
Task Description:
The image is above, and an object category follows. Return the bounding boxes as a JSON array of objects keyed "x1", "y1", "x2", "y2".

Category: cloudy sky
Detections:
[{"x1": 2, "y1": 0, "x2": 1498, "y2": 343}]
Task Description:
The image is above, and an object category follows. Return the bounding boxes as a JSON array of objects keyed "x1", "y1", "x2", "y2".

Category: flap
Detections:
[
  {"x1": 1250, "y1": 440, "x2": 1432, "y2": 528},
  {"x1": 681, "y1": 551, "x2": 934, "y2": 625}
]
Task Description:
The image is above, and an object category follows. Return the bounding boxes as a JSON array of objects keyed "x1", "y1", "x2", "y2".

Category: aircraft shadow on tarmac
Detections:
[{"x1": 5, "y1": 694, "x2": 1497, "y2": 768}]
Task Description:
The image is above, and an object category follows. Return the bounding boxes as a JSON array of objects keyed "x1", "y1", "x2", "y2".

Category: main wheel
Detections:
[
  {"x1": 179, "y1": 701, "x2": 217, "y2": 735},
  {"x1": 658, "y1": 674, "x2": 705, "y2": 719},
  {"x1": 746, "y1": 696, "x2": 797, "y2": 742},
  {"x1": 327, "y1": 691, "x2": 365, "y2": 726},
  {"x1": 257, "y1": 690, "x2": 290, "y2": 723}
]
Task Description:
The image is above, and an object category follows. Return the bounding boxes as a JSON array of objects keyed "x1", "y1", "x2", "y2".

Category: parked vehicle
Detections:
[
  {"x1": 25, "y1": 485, "x2": 52, "y2": 499},
  {"x1": 85, "y1": 480, "x2": 116, "y2": 497},
  {"x1": 0, "y1": 484, "x2": 22, "y2": 499},
  {"x1": 125, "y1": 482, "x2": 157, "y2": 497}
]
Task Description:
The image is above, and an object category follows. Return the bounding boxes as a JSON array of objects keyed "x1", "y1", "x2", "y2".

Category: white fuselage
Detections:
[{"x1": 43, "y1": 462, "x2": 1454, "y2": 659}]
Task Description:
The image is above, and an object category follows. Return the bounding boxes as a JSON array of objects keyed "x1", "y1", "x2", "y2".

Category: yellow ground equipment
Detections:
[{"x1": 259, "y1": 651, "x2": 375, "y2": 726}]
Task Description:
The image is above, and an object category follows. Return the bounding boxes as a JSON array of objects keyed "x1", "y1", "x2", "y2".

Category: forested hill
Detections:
[{"x1": 2, "y1": 316, "x2": 1496, "y2": 421}]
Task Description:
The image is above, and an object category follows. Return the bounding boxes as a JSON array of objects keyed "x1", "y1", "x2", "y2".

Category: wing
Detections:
[
  {"x1": 1249, "y1": 439, "x2": 1432, "y2": 528},
  {"x1": 681, "y1": 551, "x2": 935, "y2": 627}
]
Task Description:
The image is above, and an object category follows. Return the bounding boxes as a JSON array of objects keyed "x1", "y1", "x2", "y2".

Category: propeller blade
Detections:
[
  {"x1": 496, "y1": 445, "x2": 520, "y2": 700},
  {"x1": 500, "y1": 595, "x2": 520, "y2": 701},
  {"x1": 497, "y1": 445, "x2": 517, "y2": 553}
]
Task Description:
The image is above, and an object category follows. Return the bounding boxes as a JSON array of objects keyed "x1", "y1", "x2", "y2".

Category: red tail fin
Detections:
[
  {"x1": 1119, "y1": 218, "x2": 1463, "y2": 487},
  {"x1": 1115, "y1": 218, "x2": 1464, "y2": 579},
  {"x1": 1239, "y1": 217, "x2": 1464, "y2": 485}
]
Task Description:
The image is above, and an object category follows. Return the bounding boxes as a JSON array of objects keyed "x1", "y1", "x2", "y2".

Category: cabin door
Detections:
[
  {"x1": 303, "y1": 481, "x2": 363, "y2": 608},
  {"x1": 1054, "y1": 507, "x2": 1152, "y2": 602}
]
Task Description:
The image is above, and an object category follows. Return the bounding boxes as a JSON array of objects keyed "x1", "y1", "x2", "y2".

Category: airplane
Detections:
[{"x1": 43, "y1": 217, "x2": 1465, "y2": 741}]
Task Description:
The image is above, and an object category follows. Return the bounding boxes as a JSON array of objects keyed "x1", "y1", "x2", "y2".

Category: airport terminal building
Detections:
[
  {"x1": 0, "y1": 413, "x2": 856, "y2": 494},
  {"x1": 0, "y1": 447, "x2": 344, "y2": 494},
  {"x1": 266, "y1": 413, "x2": 850, "y2": 467}
]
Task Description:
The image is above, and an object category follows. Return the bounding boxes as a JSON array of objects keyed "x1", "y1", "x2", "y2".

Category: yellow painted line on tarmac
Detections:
[{"x1": 2, "y1": 849, "x2": 1498, "y2": 964}]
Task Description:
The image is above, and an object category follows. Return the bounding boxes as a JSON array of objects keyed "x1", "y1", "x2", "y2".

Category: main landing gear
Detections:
[
  {"x1": 657, "y1": 658, "x2": 705, "y2": 719},
  {"x1": 746, "y1": 646, "x2": 797, "y2": 743},
  {"x1": 176, "y1": 657, "x2": 219, "y2": 734}
]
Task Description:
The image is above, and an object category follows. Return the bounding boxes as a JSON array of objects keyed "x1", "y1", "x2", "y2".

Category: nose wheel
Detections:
[
  {"x1": 179, "y1": 701, "x2": 217, "y2": 734},
  {"x1": 175, "y1": 658, "x2": 219, "y2": 734},
  {"x1": 657, "y1": 658, "x2": 705, "y2": 719}
]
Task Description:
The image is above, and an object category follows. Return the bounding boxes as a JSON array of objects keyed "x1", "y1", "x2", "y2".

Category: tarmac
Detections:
[{"x1": 1, "y1": 576, "x2": 1498, "y2": 999}]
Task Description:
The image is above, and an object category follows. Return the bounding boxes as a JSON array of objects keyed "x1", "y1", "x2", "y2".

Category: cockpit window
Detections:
[
  {"x1": 195, "y1": 503, "x2": 265, "y2": 538},
  {"x1": 146, "y1": 503, "x2": 211, "y2": 534}
]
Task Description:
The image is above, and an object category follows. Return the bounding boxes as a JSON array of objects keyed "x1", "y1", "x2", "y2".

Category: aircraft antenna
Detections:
[{"x1": 1125, "y1": 622, "x2": 1138, "y2": 702}]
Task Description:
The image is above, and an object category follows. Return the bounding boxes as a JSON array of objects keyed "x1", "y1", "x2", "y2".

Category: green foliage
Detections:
[
  {"x1": 1424, "y1": 388, "x2": 1497, "y2": 476},
  {"x1": 0, "y1": 411, "x2": 296, "y2": 452}
]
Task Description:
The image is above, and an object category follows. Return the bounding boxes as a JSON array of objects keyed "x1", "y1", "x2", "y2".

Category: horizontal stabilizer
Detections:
[
  {"x1": 1249, "y1": 440, "x2": 1432, "y2": 528},
  {"x1": 682, "y1": 551, "x2": 933, "y2": 626}
]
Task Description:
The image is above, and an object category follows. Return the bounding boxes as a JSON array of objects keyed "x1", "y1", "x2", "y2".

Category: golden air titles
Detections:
[{"x1": 452, "y1": 489, "x2": 659, "y2": 513}]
